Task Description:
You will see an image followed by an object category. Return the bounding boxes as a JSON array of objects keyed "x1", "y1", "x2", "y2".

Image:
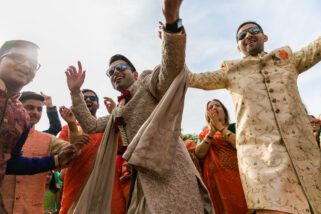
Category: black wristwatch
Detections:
[{"x1": 165, "y1": 18, "x2": 183, "y2": 33}]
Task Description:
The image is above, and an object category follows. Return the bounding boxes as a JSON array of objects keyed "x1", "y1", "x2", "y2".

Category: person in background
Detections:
[
  {"x1": 195, "y1": 99, "x2": 247, "y2": 214},
  {"x1": 41, "y1": 92, "x2": 62, "y2": 136},
  {"x1": 58, "y1": 89, "x2": 126, "y2": 214},
  {"x1": 43, "y1": 171, "x2": 62, "y2": 214},
  {"x1": 0, "y1": 91, "x2": 89, "y2": 213}
]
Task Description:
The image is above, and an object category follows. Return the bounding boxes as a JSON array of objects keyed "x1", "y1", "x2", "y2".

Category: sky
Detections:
[{"x1": 1, "y1": 0, "x2": 321, "y2": 135}]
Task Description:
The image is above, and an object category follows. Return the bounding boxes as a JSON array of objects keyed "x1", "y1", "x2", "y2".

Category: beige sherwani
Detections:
[
  {"x1": 189, "y1": 37, "x2": 321, "y2": 214},
  {"x1": 71, "y1": 31, "x2": 213, "y2": 214}
]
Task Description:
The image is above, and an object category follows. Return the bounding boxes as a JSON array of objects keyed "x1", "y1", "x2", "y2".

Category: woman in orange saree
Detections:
[{"x1": 195, "y1": 99, "x2": 248, "y2": 214}]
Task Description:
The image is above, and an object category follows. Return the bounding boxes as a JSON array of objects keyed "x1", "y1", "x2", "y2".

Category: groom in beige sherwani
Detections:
[
  {"x1": 64, "y1": 0, "x2": 213, "y2": 213},
  {"x1": 189, "y1": 21, "x2": 321, "y2": 214}
]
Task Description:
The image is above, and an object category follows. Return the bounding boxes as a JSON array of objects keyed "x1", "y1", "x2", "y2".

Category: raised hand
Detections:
[
  {"x1": 162, "y1": 0, "x2": 183, "y2": 24},
  {"x1": 103, "y1": 97, "x2": 116, "y2": 114},
  {"x1": 59, "y1": 106, "x2": 76, "y2": 124},
  {"x1": 65, "y1": 61, "x2": 86, "y2": 94},
  {"x1": 40, "y1": 92, "x2": 53, "y2": 107}
]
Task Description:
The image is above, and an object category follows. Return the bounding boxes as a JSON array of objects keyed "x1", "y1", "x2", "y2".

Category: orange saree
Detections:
[
  {"x1": 58, "y1": 125, "x2": 128, "y2": 214},
  {"x1": 199, "y1": 129, "x2": 248, "y2": 214}
]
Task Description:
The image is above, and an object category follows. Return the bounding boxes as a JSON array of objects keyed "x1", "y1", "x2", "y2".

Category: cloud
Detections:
[{"x1": 1, "y1": 0, "x2": 320, "y2": 134}]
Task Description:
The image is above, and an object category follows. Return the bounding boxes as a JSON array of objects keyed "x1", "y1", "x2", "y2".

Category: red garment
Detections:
[
  {"x1": 58, "y1": 125, "x2": 127, "y2": 214},
  {"x1": 199, "y1": 129, "x2": 248, "y2": 214}
]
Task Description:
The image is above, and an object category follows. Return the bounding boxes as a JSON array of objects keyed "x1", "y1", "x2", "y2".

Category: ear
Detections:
[
  {"x1": 133, "y1": 71, "x2": 139, "y2": 79},
  {"x1": 236, "y1": 44, "x2": 241, "y2": 52},
  {"x1": 263, "y1": 34, "x2": 268, "y2": 42}
]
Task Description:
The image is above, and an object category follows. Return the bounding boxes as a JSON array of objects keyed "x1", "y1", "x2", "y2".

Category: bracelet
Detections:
[
  {"x1": 223, "y1": 130, "x2": 232, "y2": 138},
  {"x1": 202, "y1": 138, "x2": 211, "y2": 145},
  {"x1": 218, "y1": 127, "x2": 226, "y2": 133},
  {"x1": 206, "y1": 134, "x2": 213, "y2": 140}
]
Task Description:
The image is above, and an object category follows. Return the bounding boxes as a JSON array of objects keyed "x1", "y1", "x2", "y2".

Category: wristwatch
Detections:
[{"x1": 165, "y1": 18, "x2": 183, "y2": 33}]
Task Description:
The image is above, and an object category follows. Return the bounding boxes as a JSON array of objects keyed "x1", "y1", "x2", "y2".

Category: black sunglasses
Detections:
[
  {"x1": 106, "y1": 63, "x2": 129, "y2": 77},
  {"x1": 84, "y1": 95, "x2": 97, "y2": 102},
  {"x1": 237, "y1": 26, "x2": 262, "y2": 41},
  {"x1": 0, "y1": 52, "x2": 41, "y2": 70}
]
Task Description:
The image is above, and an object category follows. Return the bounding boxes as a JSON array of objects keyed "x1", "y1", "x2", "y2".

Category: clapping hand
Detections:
[{"x1": 207, "y1": 109, "x2": 224, "y2": 134}]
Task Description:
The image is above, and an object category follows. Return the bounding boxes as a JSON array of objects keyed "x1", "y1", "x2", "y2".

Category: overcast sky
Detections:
[{"x1": 2, "y1": 0, "x2": 321, "y2": 135}]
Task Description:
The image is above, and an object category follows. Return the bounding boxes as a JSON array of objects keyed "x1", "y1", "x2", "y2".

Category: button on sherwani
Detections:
[{"x1": 188, "y1": 37, "x2": 321, "y2": 214}]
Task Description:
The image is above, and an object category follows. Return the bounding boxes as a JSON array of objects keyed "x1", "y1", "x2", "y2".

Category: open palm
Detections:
[{"x1": 65, "y1": 61, "x2": 86, "y2": 94}]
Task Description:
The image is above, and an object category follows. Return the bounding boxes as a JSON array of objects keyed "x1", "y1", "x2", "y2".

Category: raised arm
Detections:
[
  {"x1": 42, "y1": 92, "x2": 62, "y2": 136},
  {"x1": 149, "y1": 0, "x2": 186, "y2": 100},
  {"x1": 293, "y1": 36, "x2": 321, "y2": 74},
  {"x1": 65, "y1": 61, "x2": 108, "y2": 133},
  {"x1": 188, "y1": 68, "x2": 227, "y2": 90}
]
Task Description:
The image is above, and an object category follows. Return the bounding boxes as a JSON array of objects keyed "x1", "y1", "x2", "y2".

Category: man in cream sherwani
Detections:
[{"x1": 189, "y1": 21, "x2": 321, "y2": 214}]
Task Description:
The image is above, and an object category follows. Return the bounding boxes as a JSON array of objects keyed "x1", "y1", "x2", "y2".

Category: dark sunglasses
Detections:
[
  {"x1": 0, "y1": 52, "x2": 41, "y2": 70},
  {"x1": 106, "y1": 63, "x2": 129, "y2": 77},
  {"x1": 237, "y1": 26, "x2": 262, "y2": 41},
  {"x1": 84, "y1": 95, "x2": 97, "y2": 102}
]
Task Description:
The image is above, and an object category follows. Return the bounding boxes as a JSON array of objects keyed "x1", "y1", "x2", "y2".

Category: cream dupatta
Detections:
[{"x1": 69, "y1": 68, "x2": 188, "y2": 213}]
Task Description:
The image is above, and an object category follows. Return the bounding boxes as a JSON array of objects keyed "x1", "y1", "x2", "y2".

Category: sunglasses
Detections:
[
  {"x1": 106, "y1": 63, "x2": 129, "y2": 77},
  {"x1": 237, "y1": 26, "x2": 262, "y2": 41},
  {"x1": 84, "y1": 95, "x2": 97, "y2": 102},
  {"x1": 0, "y1": 52, "x2": 41, "y2": 70}
]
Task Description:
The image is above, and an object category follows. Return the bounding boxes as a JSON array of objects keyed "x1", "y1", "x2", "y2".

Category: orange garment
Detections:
[
  {"x1": 59, "y1": 125, "x2": 127, "y2": 214},
  {"x1": 199, "y1": 129, "x2": 248, "y2": 214},
  {"x1": 1, "y1": 129, "x2": 52, "y2": 213}
]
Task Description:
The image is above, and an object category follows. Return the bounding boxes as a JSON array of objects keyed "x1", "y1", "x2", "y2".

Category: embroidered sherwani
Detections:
[
  {"x1": 188, "y1": 37, "x2": 321, "y2": 213},
  {"x1": 71, "y1": 30, "x2": 213, "y2": 213}
]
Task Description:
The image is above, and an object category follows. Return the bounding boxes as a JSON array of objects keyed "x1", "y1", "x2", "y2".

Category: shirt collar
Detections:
[{"x1": 243, "y1": 51, "x2": 267, "y2": 59}]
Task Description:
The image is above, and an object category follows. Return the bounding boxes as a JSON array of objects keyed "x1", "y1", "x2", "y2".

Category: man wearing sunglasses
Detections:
[
  {"x1": 189, "y1": 21, "x2": 321, "y2": 213},
  {"x1": 0, "y1": 40, "x2": 88, "y2": 213},
  {"x1": 65, "y1": 0, "x2": 213, "y2": 213}
]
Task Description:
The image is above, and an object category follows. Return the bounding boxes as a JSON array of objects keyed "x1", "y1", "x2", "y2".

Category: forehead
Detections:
[
  {"x1": 208, "y1": 100, "x2": 222, "y2": 107},
  {"x1": 109, "y1": 60, "x2": 127, "y2": 67},
  {"x1": 83, "y1": 91, "x2": 96, "y2": 97},
  {"x1": 22, "y1": 99, "x2": 43, "y2": 107},
  {"x1": 237, "y1": 23, "x2": 258, "y2": 34},
  {"x1": 7, "y1": 46, "x2": 38, "y2": 59}
]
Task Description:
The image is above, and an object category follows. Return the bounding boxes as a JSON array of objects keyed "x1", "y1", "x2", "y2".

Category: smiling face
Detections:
[
  {"x1": 83, "y1": 91, "x2": 99, "y2": 116},
  {"x1": 22, "y1": 99, "x2": 43, "y2": 126},
  {"x1": 0, "y1": 46, "x2": 38, "y2": 93},
  {"x1": 237, "y1": 23, "x2": 268, "y2": 56},
  {"x1": 109, "y1": 60, "x2": 138, "y2": 92}
]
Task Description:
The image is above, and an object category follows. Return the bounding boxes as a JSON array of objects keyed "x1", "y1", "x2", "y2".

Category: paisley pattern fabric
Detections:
[
  {"x1": 188, "y1": 36, "x2": 321, "y2": 213},
  {"x1": 0, "y1": 79, "x2": 29, "y2": 213}
]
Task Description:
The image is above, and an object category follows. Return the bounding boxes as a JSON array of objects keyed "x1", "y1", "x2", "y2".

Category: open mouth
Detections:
[
  {"x1": 86, "y1": 102, "x2": 93, "y2": 108},
  {"x1": 113, "y1": 76, "x2": 123, "y2": 84}
]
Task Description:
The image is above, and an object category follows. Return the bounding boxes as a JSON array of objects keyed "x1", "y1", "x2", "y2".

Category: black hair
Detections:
[
  {"x1": 0, "y1": 40, "x2": 39, "y2": 56},
  {"x1": 109, "y1": 54, "x2": 136, "y2": 72},
  {"x1": 82, "y1": 88, "x2": 99, "y2": 103},
  {"x1": 236, "y1": 21, "x2": 264, "y2": 41},
  {"x1": 19, "y1": 91, "x2": 44, "y2": 102},
  {"x1": 205, "y1": 99, "x2": 230, "y2": 125}
]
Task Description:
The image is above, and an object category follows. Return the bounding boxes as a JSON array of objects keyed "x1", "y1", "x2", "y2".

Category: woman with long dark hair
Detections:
[{"x1": 195, "y1": 99, "x2": 247, "y2": 214}]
